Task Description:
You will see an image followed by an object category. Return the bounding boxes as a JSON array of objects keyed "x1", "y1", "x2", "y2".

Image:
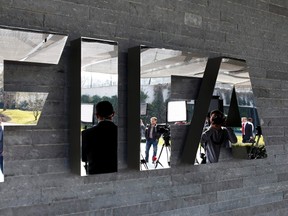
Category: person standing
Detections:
[
  {"x1": 242, "y1": 117, "x2": 253, "y2": 143},
  {"x1": 247, "y1": 117, "x2": 255, "y2": 136},
  {"x1": 82, "y1": 101, "x2": 117, "y2": 175},
  {"x1": 201, "y1": 110, "x2": 237, "y2": 163},
  {"x1": 145, "y1": 117, "x2": 161, "y2": 163}
]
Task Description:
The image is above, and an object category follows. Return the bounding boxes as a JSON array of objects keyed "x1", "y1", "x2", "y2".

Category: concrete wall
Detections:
[{"x1": 0, "y1": 0, "x2": 288, "y2": 215}]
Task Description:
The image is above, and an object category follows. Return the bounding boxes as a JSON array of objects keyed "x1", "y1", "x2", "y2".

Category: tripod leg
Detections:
[
  {"x1": 165, "y1": 145, "x2": 171, "y2": 167},
  {"x1": 155, "y1": 145, "x2": 165, "y2": 168},
  {"x1": 140, "y1": 154, "x2": 149, "y2": 170},
  {"x1": 155, "y1": 160, "x2": 163, "y2": 168}
]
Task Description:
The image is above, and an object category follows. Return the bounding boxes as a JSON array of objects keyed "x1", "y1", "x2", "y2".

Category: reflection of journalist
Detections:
[
  {"x1": 82, "y1": 101, "x2": 117, "y2": 174},
  {"x1": 201, "y1": 110, "x2": 237, "y2": 163},
  {"x1": 145, "y1": 117, "x2": 161, "y2": 163}
]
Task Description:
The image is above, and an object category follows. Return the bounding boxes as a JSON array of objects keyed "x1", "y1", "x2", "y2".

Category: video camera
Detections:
[
  {"x1": 156, "y1": 124, "x2": 171, "y2": 146},
  {"x1": 255, "y1": 125, "x2": 262, "y2": 136}
]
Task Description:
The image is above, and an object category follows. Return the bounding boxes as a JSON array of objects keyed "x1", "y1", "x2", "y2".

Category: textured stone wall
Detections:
[{"x1": 0, "y1": 0, "x2": 288, "y2": 215}]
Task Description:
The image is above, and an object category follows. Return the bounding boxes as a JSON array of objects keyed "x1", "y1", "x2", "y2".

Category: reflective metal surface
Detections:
[
  {"x1": 140, "y1": 47, "x2": 207, "y2": 170},
  {"x1": 80, "y1": 38, "x2": 118, "y2": 176},
  {"x1": 0, "y1": 26, "x2": 67, "y2": 182}
]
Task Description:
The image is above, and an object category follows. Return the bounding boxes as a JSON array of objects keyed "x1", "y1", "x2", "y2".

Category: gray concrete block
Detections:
[
  {"x1": 243, "y1": 173, "x2": 278, "y2": 187},
  {"x1": 4, "y1": 129, "x2": 33, "y2": 146},
  {"x1": 0, "y1": 7, "x2": 44, "y2": 28},
  {"x1": 4, "y1": 143, "x2": 68, "y2": 160},
  {"x1": 209, "y1": 198, "x2": 250, "y2": 214},
  {"x1": 269, "y1": 3, "x2": 288, "y2": 17},
  {"x1": 30, "y1": 129, "x2": 69, "y2": 145},
  {"x1": 4, "y1": 62, "x2": 65, "y2": 87},
  {"x1": 13, "y1": 0, "x2": 90, "y2": 18},
  {"x1": 89, "y1": 7, "x2": 120, "y2": 25},
  {"x1": 146, "y1": 204, "x2": 210, "y2": 216},
  {"x1": 202, "y1": 179, "x2": 243, "y2": 193},
  {"x1": 249, "y1": 192, "x2": 283, "y2": 206},
  {"x1": 4, "y1": 158, "x2": 68, "y2": 176},
  {"x1": 35, "y1": 115, "x2": 69, "y2": 129},
  {"x1": 217, "y1": 186, "x2": 259, "y2": 202},
  {"x1": 277, "y1": 172, "x2": 288, "y2": 182},
  {"x1": 210, "y1": 200, "x2": 288, "y2": 216},
  {"x1": 184, "y1": 13, "x2": 202, "y2": 28}
]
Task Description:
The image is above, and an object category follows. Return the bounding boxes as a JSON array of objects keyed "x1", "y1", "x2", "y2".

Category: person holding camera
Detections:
[
  {"x1": 82, "y1": 101, "x2": 117, "y2": 174},
  {"x1": 201, "y1": 110, "x2": 237, "y2": 163},
  {"x1": 145, "y1": 117, "x2": 161, "y2": 163}
]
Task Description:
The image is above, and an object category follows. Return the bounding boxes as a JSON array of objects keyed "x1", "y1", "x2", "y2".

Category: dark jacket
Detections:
[
  {"x1": 243, "y1": 122, "x2": 253, "y2": 142},
  {"x1": 82, "y1": 120, "x2": 117, "y2": 174},
  {"x1": 201, "y1": 126, "x2": 237, "y2": 163},
  {"x1": 145, "y1": 124, "x2": 161, "y2": 141}
]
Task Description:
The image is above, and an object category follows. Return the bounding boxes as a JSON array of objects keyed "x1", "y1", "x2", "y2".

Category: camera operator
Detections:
[
  {"x1": 201, "y1": 110, "x2": 237, "y2": 163},
  {"x1": 145, "y1": 117, "x2": 161, "y2": 163}
]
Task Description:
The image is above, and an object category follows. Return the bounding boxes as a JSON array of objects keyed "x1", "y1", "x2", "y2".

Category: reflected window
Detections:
[
  {"x1": 0, "y1": 27, "x2": 67, "y2": 182},
  {"x1": 80, "y1": 38, "x2": 118, "y2": 176}
]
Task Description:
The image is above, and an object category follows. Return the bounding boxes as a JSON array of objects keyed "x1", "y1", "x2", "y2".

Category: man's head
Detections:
[
  {"x1": 210, "y1": 110, "x2": 225, "y2": 126},
  {"x1": 241, "y1": 117, "x2": 247, "y2": 123},
  {"x1": 150, "y1": 117, "x2": 157, "y2": 126},
  {"x1": 96, "y1": 101, "x2": 114, "y2": 120}
]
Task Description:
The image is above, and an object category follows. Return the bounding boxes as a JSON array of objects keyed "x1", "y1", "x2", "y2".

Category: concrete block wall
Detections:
[{"x1": 0, "y1": 0, "x2": 288, "y2": 215}]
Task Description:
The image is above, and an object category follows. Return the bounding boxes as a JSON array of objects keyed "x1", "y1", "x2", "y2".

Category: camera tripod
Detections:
[
  {"x1": 195, "y1": 145, "x2": 206, "y2": 165},
  {"x1": 155, "y1": 136, "x2": 171, "y2": 169},
  {"x1": 140, "y1": 153, "x2": 148, "y2": 170},
  {"x1": 248, "y1": 131, "x2": 267, "y2": 159}
]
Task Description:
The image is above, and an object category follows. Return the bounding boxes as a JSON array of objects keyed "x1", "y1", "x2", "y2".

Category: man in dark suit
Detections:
[
  {"x1": 241, "y1": 117, "x2": 254, "y2": 143},
  {"x1": 82, "y1": 101, "x2": 117, "y2": 175}
]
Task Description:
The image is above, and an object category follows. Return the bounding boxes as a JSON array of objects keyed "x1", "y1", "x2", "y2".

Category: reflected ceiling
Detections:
[
  {"x1": 81, "y1": 39, "x2": 117, "y2": 74},
  {"x1": 140, "y1": 48, "x2": 250, "y2": 86},
  {"x1": 0, "y1": 27, "x2": 67, "y2": 65}
]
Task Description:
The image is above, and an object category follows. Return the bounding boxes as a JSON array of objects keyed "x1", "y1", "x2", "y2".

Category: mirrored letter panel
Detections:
[
  {"x1": 194, "y1": 58, "x2": 267, "y2": 164},
  {"x1": 71, "y1": 37, "x2": 118, "y2": 176},
  {"x1": 128, "y1": 48, "x2": 267, "y2": 170},
  {"x1": 0, "y1": 26, "x2": 67, "y2": 182},
  {"x1": 128, "y1": 46, "x2": 209, "y2": 170}
]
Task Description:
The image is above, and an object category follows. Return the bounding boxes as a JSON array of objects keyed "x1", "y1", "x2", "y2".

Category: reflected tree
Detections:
[
  {"x1": 28, "y1": 98, "x2": 45, "y2": 121},
  {"x1": 149, "y1": 84, "x2": 167, "y2": 124},
  {"x1": 140, "y1": 90, "x2": 148, "y2": 103}
]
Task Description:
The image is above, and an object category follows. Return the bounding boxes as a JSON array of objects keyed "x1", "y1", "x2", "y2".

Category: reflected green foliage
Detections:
[
  {"x1": 141, "y1": 84, "x2": 170, "y2": 124},
  {"x1": 150, "y1": 85, "x2": 166, "y2": 123},
  {"x1": 140, "y1": 90, "x2": 148, "y2": 103}
]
